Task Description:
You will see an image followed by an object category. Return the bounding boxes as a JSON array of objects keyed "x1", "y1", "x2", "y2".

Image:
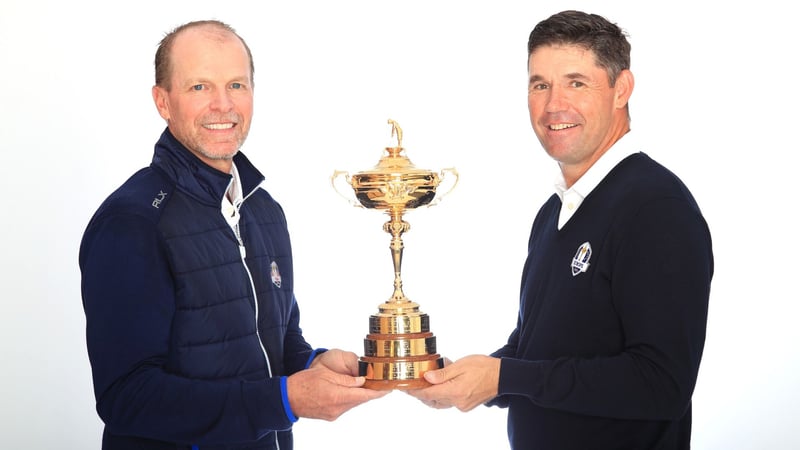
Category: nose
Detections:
[
  {"x1": 543, "y1": 85, "x2": 568, "y2": 113},
  {"x1": 210, "y1": 89, "x2": 234, "y2": 111}
]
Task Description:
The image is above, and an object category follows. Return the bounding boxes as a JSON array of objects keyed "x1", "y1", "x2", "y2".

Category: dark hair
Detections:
[
  {"x1": 527, "y1": 10, "x2": 630, "y2": 86},
  {"x1": 154, "y1": 20, "x2": 255, "y2": 90}
]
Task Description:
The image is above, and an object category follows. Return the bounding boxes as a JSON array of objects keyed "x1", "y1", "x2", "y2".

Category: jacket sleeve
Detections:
[
  {"x1": 281, "y1": 294, "x2": 317, "y2": 374},
  {"x1": 495, "y1": 197, "x2": 713, "y2": 421},
  {"x1": 80, "y1": 211, "x2": 294, "y2": 444}
]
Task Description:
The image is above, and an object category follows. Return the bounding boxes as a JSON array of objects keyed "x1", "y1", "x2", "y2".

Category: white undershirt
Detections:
[
  {"x1": 222, "y1": 162, "x2": 243, "y2": 231},
  {"x1": 554, "y1": 132, "x2": 639, "y2": 230}
]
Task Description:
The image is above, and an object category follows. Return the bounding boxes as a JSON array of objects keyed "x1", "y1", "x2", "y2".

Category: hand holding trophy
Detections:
[{"x1": 331, "y1": 119, "x2": 458, "y2": 390}]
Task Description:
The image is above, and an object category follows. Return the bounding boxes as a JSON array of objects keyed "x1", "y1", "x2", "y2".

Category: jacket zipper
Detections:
[{"x1": 235, "y1": 186, "x2": 281, "y2": 450}]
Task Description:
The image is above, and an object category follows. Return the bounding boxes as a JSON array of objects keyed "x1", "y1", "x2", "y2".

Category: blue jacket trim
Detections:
[
  {"x1": 305, "y1": 348, "x2": 328, "y2": 369},
  {"x1": 280, "y1": 376, "x2": 298, "y2": 423}
]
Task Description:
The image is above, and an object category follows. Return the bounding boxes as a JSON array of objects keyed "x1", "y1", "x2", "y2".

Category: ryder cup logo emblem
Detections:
[
  {"x1": 571, "y1": 242, "x2": 592, "y2": 276},
  {"x1": 270, "y1": 261, "x2": 282, "y2": 288}
]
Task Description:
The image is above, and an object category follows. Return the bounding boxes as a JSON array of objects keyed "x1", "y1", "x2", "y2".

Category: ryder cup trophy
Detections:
[{"x1": 331, "y1": 119, "x2": 458, "y2": 390}]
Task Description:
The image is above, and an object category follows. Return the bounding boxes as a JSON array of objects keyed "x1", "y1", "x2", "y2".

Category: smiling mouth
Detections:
[
  {"x1": 549, "y1": 123, "x2": 578, "y2": 130},
  {"x1": 204, "y1": 123, "x2": 235, "y2": 130}
]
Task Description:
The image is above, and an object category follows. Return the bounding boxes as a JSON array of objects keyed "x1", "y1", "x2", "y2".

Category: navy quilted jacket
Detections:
[{"x1": 80, "y1": 128, "x2": 317, "y2": 449}]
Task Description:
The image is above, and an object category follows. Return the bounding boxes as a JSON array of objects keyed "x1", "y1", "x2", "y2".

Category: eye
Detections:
[
  {"x1": 569, "y1": 80, "x2": 585, "y2": 88},
  {"x1": 529, "y1": 82, "x2": 548, "y2": 93},
  {"x1": 192, "y1": 84, "x2": 204, "y2": 91},
  {"x1": 231, "y1": 82, "x2": 242, "y2": 89}
]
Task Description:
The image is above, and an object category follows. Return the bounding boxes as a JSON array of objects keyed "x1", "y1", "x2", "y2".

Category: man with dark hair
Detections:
[
  {"x1": 80, "y1": 20, "x2": 386, "y2": 450},
  {"x1": 409, "y1": 10, "x2": 713, "y2": 449}
]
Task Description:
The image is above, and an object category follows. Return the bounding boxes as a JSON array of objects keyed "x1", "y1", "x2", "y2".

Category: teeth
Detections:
[
  {"x1": 550, "y1": 123, "x2": 576, "y2": 130},
  {"x1": 205, "y1": 123, "x2": 234, "y2": 130}
]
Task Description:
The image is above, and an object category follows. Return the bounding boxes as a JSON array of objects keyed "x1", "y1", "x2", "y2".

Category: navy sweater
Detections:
[
  {"x1": 80, "y1": 129, "x2": 317, "y2": 449},
  {"x1": 490, "y1": 153, "x2": 713, "y2": 449}
]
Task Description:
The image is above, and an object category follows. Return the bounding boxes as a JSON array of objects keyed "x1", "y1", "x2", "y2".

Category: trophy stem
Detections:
[{"x1": 383, "y1": 208, "x2": 411, "y2": 306}]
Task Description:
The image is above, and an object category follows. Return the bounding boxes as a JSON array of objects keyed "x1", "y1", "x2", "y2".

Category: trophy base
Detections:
[
  {"x1": 358, "y1": 355, "x2": 445, "y2": 390},
  {"x1": 363, "y1": 378, "x2": 432, "y2": 390}
]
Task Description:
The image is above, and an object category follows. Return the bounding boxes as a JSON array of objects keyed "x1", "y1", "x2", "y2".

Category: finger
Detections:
[
  {"x1": 404, "y1": 388, "x2": 428, "y2": 401},
  {"x1": 350, "y1": 375, "x2": 367, "y2": 387},
  {"x1": 406, "y1": 383, "x2": 449, "y2": 403},
  {"x1": 346, "y1": 385, "x2": 392, "y2": 406},
  {"x1": 342, "y1": 353, "x2": 360, "y2": 376},
  {"x1": 429, "y1": 399, "x2": 451, "y2": 409},
  {"x1": 366, "y1": 388, "x2": 392, "y2": 399},
  {"x1": 327, "y1": 371, "x2": 367, "y2": 388}
]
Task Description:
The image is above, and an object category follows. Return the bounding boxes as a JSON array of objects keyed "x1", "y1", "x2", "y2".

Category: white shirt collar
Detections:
[
  {"x1": 554, "y1": 131, "x2": 639, "y2": 229},
  {"x1": 222, "y1": 162, "x2": 243, "y2": 229}
]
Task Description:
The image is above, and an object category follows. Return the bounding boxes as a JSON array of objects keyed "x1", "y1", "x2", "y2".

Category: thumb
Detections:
[
  {"x1": 422, "y1": 367, "x2": 447, "y2": 385},
  {"x1": 338, "y1": 374, "x2": 367, "y2": 387},
  {"x1": 320, "y1": 366, "x2": 367, "y2": 388}
]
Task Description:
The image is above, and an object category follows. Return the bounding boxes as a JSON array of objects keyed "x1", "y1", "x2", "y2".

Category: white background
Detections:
[{"x1": 1, "y1": 1, "x2": 796, "y2": 449}]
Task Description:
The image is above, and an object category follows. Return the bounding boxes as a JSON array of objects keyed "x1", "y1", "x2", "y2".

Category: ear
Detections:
[
  {"x1": 614, "y1": 69, "x2": 634, "y2": 109},
  {"x1": 152, "y1": 85, "x2": 170, "y2": 121}
]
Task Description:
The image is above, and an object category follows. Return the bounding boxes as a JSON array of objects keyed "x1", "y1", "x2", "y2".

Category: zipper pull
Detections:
[{"x1": 234, "y1": 222, "x2": 246, "y2": 258}]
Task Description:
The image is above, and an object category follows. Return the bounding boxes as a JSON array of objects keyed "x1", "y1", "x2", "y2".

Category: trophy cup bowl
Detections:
[{"x1": 332, "y1": 119, "x2": 458, "y2": 390}]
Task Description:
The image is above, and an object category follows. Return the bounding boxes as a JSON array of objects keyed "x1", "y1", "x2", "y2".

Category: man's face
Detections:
[
  {"x1": 152, "y1": 26, "x2": 253, "y2": 172},
  {"x1": 527, "y1": 44, "x2": 629, "y2": 178}
]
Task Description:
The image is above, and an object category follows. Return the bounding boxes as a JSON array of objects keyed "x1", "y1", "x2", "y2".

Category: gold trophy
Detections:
[{"x1": 332, "y1": 119, "x2": 458, "y2": 390}]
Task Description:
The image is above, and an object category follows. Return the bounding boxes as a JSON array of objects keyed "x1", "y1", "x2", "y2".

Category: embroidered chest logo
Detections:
[
  {"x1": 270, "y1": 261, "x2": 282, "y2": 288},
  {"x1": 571, "y1": 241, "x2": 592, "y2": 276}
]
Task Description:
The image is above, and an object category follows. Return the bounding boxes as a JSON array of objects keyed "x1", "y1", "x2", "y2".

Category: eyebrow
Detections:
[
  {"x1": 181, "y1": 76, "x2": 251, "y2": 86},
  {"x1": 528, "y1": 72, "x2": 589, "y2": 84}
]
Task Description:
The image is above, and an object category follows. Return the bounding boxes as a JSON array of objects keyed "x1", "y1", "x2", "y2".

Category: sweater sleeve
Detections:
[
  {"x1": 495, "y1": 197, "x2": 713, "y2": 421},
  {"x1": 80, "y1": 211, "x2": 294, "y2": 444},
  {"x1": 485, "y1": 324, "x2": 521, "y2": 409}
]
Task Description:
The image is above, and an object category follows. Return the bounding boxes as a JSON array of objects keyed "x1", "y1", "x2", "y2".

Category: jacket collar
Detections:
[{"x1": 150, "y1": 128, "x2": 265, "y2": 206}]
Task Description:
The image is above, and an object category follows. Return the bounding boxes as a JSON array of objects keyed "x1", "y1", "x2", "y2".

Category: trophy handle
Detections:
[
  {"x1": 331, "y1": 170, "x2": 363, "y2": 208},
  {"x1": 429, "y1": 167, "x2": 459, "y2": 207}
]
